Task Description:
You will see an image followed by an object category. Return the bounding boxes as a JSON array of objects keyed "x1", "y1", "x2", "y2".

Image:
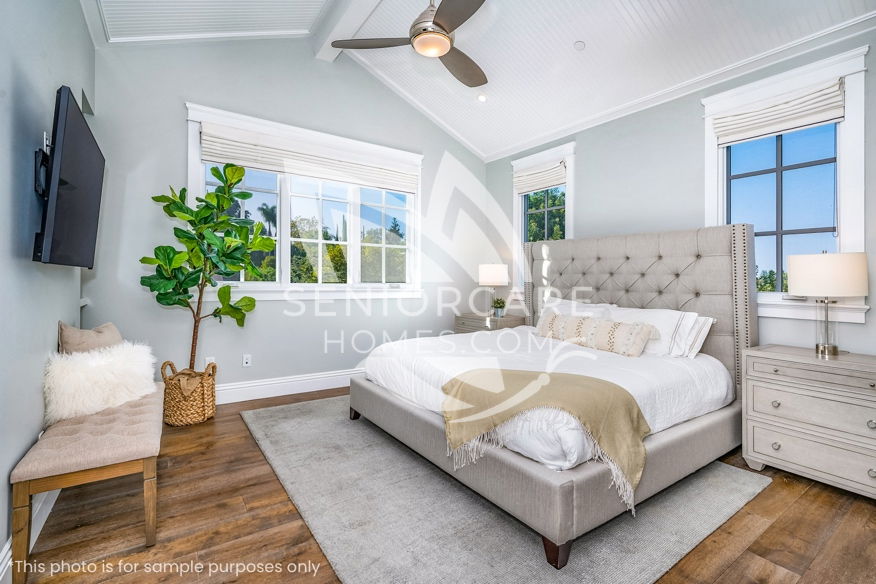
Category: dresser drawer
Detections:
[
  {"x1": 455, "y1": 315, "x2": 491, "y2": 331},
  {"x1": 750, "y1": 381, "x2": 876, "y2": 440},
  {"x1": 748, "y1": 357, "x2": 876, "y2": 392},
  {"x1": 752, "y1": 424, "x2": 876, "y2": 491}
]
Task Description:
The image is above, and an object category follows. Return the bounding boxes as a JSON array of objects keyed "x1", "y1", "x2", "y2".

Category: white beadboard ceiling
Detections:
[
  {"x1": 346, "y1": 0, "x2": 876, "y2": 160},
  {"x1": 97, "y1": 0, "x2": 330, "y2": 42}
]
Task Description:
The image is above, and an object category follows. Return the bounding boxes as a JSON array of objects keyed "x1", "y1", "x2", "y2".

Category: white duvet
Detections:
[{"x1": 364, "y1": 326, "x2": 733, "y2": 471}]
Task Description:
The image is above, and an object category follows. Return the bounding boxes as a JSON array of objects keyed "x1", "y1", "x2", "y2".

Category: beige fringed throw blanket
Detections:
[{"x1": 442, "y1": 369, "x2": 651, "y2": 510}]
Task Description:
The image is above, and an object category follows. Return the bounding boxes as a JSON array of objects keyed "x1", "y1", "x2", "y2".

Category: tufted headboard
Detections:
[{"x1": 523, "y1": 224, "x2": 758, "y2": 392}]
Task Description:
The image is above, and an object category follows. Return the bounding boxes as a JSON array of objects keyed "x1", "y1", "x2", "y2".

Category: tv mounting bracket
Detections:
[{"x1": 34, "y1": 131, "x2": 52, "y2": 200}]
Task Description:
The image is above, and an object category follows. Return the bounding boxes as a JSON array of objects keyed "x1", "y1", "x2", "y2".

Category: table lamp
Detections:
[
  {"x1": 787, "y1": 252, "x2": 869, "y2": 359},
  {"x1": 478, "y1": 264, "x2": 509, "y2": 315}
]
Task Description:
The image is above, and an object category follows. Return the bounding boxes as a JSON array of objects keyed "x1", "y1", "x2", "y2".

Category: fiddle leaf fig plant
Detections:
[{"x1": 140, "y1": 164, "x2": 276, "y2": 369}]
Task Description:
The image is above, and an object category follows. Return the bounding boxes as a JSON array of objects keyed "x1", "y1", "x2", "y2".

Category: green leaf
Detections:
[
  {"x1": 139, "y1": 256, "x2": 160, "y2": 265},
  {"x1": 173, "y1": 227, "x2": 197, "y2": 241},
  {"x1": 151, "y1": 195, "x2": 173, "y2": 203},
  {"x1": 156, "y1": 291, "x2": 192, "y2": 308},
  {"x1": 179, "y1": 187, "x2": 187, "y2": 204},
  {"x1": 250, "y1": 237, "x2": 276, "y2": 252},
  {"x1": 210, "y1": 166, "x2": 225, "y2": 184},
  {"x1": 233, "y1": 191, "x2": 253, "y2": 200},
  {"x1": 203, "y1": 230, "x2": 222, "y2": 248},
  {"x1": 205, "y1": 192, "x2": 218, "y2": 206},
  {"x1": 180, "y1": 268, "x2": 202, "y2": 289},
  {"x1": 217, "y1": 284, "x2": 231, "y2": 307},
  {"x1": 140, "y1": 274, "x2": 176, "y2": 293},
  {"x1": 173, "y1": 211, "x2": 195, "y2": 222},
  {"x1": 235, "y1": 296, "x2": 256, "y2": 312},
  {"x1": 154, "y1": 246, "x2": 178, "y2": 268},
  {"x1": 224, "y1": 164, "x2": 245, "y2": 185},
  {"x1": 170, "y1": 251, "x2": 188, "y2": 269},
  {"x1": 188, "y1": 245, "x2": 204, "y2": 267}
]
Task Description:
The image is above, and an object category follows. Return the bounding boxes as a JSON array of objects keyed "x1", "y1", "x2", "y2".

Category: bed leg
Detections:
[
  {"x1": 542, "y1": 536, "x2": 571, "y2": 569},
  {"x1": 349, "y1": 407, "x2": 361, "y2": 420}
]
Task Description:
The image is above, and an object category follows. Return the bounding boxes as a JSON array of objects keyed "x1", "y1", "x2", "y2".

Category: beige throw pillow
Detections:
[
  {"x1": 536, "y1": 314, "x2": 655, "y2": 357},
  {"x1": 58, "y1": 321, "x2": 123, "y2": 354}
]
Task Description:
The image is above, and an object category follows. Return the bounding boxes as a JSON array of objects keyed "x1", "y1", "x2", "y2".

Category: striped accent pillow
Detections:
[{"x1": 536, "y1": 315, "x2": 656, "y2": 357}]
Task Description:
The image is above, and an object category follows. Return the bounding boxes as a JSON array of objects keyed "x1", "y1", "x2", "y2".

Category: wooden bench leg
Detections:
[
  {"x1": 12, "y1": 482, "x2": 31, "y2": 584},
  {"x1": 143, "y1": 456, "x2": 157, "y2": 546}
]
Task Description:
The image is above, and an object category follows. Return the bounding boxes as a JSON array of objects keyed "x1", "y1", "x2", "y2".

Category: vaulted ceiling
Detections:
[{"x1": 83, "y1": 0, "x2": 876, "y2": 161}]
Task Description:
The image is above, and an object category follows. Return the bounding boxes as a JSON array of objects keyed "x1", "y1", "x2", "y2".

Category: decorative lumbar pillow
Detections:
[
  {"x1": 608, "y1": 307, "x2": 698, "y2": 357},
  {"x1": 58, "y1": 321, "x2": 123, "y2": 354},
  {"x1": 43, "y1": 341, "x2": 156, "y2": 426},
  {"x1": 566, "y1": 318, "x2": 656, "y2": 357}
]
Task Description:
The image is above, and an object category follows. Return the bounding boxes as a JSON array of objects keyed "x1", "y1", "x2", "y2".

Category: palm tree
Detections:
[{"x1": 258, "y1": 203, "x2": 277, "y2": 237}]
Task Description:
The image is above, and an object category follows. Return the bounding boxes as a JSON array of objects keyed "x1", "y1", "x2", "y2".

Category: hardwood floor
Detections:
[{"x1": 26, "y1": 389, "x2": 875, "y2": 583}]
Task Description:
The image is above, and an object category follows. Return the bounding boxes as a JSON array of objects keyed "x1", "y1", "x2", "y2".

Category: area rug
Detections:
[{"x1": 242, "y1": 396, "x2": 770, "y2": 584}]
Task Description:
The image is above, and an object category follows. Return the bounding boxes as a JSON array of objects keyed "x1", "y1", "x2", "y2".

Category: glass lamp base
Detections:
[{"x1": 815, "y1": 343, "x2": 840, "y2": 359}]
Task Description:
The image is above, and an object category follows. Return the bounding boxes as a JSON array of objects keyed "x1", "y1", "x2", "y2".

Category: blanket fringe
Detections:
[{"x1": 447, "y1": 405, "x2": 637, "y2": 514}]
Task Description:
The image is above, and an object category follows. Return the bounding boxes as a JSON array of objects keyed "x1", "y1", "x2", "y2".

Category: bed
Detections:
[{"x1": 349, "y1": 224, "x2": 757, "y2": 568}]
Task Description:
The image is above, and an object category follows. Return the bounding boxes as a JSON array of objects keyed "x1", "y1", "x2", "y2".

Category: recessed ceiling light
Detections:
[
  {"x1": 477, "y1": 94, "x2": 487, "y2": 103},
  {"x1": 573, "y1": 40, "x2": 587, "y2": 52}
]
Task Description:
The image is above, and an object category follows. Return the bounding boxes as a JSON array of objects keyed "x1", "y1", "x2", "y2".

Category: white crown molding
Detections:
[{"x1": 215, "y1": 368, "x2": 363, "y2": 404}]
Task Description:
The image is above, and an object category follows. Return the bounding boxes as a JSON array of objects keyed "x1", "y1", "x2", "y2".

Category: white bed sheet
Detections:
[{"x1": 363, "y1": 326, "x2": 733, "y2": 471}]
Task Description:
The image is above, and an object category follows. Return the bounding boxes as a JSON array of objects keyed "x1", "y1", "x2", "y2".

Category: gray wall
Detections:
[
  {"x1": 486, "y1": 31, "x2": 876, "y2": 355},
  {"x1": 1, "y1": 0, "x2": 94, "y2": 545},
  {"x1": 82, "y1": 39, "x2": 496, "y2": 384}
]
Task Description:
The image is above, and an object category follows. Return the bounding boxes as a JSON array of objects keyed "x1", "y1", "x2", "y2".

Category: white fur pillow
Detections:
[{"x1": 43, "y1": 341, "x2": 157, "y2": 426}]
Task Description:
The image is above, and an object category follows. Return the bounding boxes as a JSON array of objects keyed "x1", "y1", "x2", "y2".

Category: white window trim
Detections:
[
  {"x1": 186, "y1": 103, "x2": 424, "y2": 301},
  {"x1": 511, "y1": 141, "x2": 576, "y2": 286},
  {"x1": 702, "y1": 46, "x2": 869, "y2": 324}
]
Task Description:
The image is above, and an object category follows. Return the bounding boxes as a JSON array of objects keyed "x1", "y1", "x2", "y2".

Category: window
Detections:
[
  {"x1": 188, "y1": 103, "x2": 422, "y2": 299},
  {"x1": 702, "y1": 46, "x2": 868, "y2": 323},
  {"x1": 523, "y1": 186, "x2": 566, "y2": 242},
  {"x1": 727, "y1": 124, "x2": 837, "y2": 292},
  {"x1": 511, "y1": 142, "x2": 576, "y2": 285},
  {"x1": 205, "y1": 165, "x2": 280, "y2": 283}
]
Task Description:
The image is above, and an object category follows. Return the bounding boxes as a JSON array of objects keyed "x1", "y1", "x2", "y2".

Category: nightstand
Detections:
[
  {"x1": 454, "y1": 313, "x2": 525, "y2": 334},
  {"x1": 743, "y1": 344, "x2": 876, "y2": 499}
]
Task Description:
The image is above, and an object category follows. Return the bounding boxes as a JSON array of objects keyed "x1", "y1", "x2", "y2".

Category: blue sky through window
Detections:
[{"x1": 727, "y1": 123, "x2": 837, "y2": 292}]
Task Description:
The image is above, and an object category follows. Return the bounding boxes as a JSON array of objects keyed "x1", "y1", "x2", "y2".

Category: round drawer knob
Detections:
[
  {"x1": 772, "y1": 368, "x2": 780, "y2": 374},
  {"x1": 869, "y1": 382, "x2": 875, "y2": 388},
  {"x1": 771, "y1": 442, "x2": 781, "y2": 451},
  {"x1": 868, "y1": 420, "x2": 876, "y2": 430},
  {"x1": 869, "y1": 469, "x2": 876, "y2": 479},
  {"x1": 771, "y1": 400, "x2": 781, "y2": 408}
]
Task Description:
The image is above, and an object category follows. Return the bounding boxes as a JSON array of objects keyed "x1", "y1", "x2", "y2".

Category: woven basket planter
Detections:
[{"x1": 161, "y1": 361, "x2": 217, "y2": 426}]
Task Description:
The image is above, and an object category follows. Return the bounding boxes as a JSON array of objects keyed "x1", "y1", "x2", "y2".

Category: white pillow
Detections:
[
  {"x1": 609, "y1": 306, "x2": 699, "y2": 357},
  {"x1": 540, "y1": 297, "x2": 613, "y2": 320},
  {"x1": 43, "y1": 341, "x2": 157, "y2": 426},
  {"x1": 682, "y1": 316, "x2": 716, "y2": 358}
]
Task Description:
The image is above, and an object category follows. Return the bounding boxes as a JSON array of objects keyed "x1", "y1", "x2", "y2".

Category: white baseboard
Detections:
[
  {"x1": 215, "y1": 367, "x2": 363, "y2": 405},
  {"x1": 0, "y1": 489, "x2": 60, "y2": 584}
]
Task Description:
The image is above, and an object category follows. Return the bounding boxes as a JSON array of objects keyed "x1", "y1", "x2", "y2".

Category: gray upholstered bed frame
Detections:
[{"x1": 349, "y1": 224, "x2": 757, "y2": 569}]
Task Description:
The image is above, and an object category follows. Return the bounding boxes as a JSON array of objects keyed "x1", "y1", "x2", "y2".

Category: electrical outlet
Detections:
[
  {"x1": 242, "y1": 354, "x2": 252, "y2": 367},
  {"x1": 204, "y1": 356, "x2": 216, "y2": 367}
]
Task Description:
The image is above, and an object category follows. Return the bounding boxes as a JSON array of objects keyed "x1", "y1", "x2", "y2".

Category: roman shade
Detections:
[
  {"x1": 712, "y1": 78, "x2": 844, "y2": 145},
  {"x1": 200, "y1": 122, "x2": 419, "y2": 194},
  {"x1": 513, "y1": 160, "x2": 566, "y2": 194}
]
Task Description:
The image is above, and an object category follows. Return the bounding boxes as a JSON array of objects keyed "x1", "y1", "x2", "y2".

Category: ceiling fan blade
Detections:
[
  {"x1": 439, "y1": 47, "x2": 487, "y2": 87},
  {"x1": 331, "y1": 38, "x2": 410, "y2": 50},
  {"x1": 433, "y1": 0, "x2": 486, "y2": 33}
]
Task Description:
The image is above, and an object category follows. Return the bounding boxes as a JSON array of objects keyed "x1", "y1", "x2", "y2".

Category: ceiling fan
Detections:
[{"x1": 331, "y1": 0, "x2": 487, "y2": 87}]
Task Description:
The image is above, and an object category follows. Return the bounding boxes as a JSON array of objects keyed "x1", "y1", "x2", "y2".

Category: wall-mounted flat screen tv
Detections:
[{"x1": 33, "y1": 85, "x2": 105, "y2": 269}]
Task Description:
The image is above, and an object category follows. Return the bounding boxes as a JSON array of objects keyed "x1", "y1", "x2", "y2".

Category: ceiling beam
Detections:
[{"x1": 311, "y1": 0, "x2": 382, "y2": 62}]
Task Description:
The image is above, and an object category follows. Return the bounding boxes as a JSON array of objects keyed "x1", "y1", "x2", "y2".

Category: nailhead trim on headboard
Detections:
[{"x1": 523, "y1": 225, "x2": 758, "y2": 397}]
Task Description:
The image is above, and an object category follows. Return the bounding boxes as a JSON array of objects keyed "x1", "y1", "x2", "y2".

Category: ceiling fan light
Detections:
[{"x1": 412, "y1": 31, "x2": 451, "y2": 57}]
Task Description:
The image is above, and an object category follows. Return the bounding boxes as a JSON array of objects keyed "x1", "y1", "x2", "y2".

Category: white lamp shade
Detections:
[
  {"x1": 478, "y1": 264, "x2": 509, "y2": 287},
  {"x1": 787, "y1": 252, "x2": 869, "y2": 298}
]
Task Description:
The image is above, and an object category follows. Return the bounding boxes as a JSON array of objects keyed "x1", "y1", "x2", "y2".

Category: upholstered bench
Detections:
[{"x1": 9, "y1": 387, "x2": 164, "y2": 584}]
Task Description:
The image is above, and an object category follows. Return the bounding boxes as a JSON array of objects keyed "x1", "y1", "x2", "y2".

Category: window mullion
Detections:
[
  {"x1": 275, "y1": 175, "x2": 289, "y2": 286},
  {"x1": 349, "y1": 186, "x2": 362, "y2": 285},
  {"x1": 776, "y1": 135, "x2": 784, "y2": 292}
]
